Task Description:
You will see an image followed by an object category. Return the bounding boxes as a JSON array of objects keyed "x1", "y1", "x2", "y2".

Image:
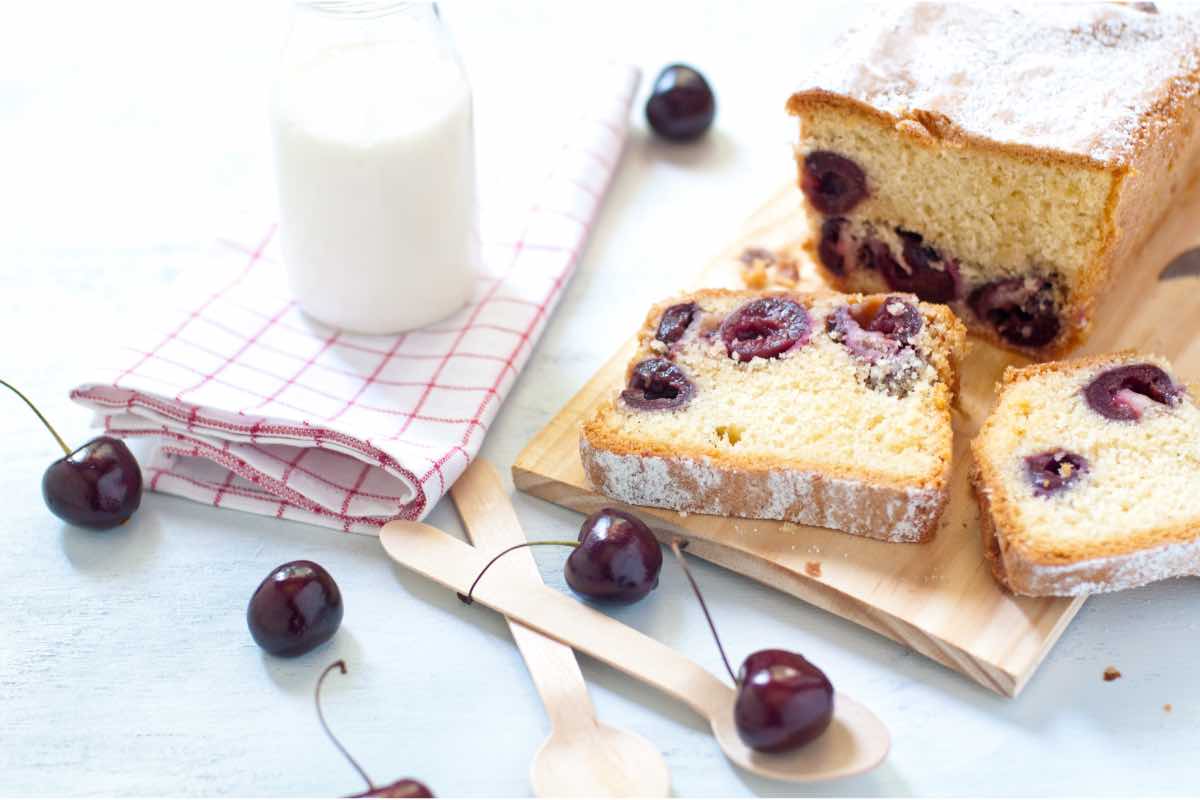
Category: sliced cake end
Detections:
[
  {"x1": 581, "y1": 288, "x2": 966, "y2": 542},
  {"x1": 972, "y1": 351, "x2": 1200, "y2": 595}
]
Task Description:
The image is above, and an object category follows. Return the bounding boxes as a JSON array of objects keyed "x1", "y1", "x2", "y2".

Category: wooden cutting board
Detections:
[{"x1": 512, "y1": 180, "x2": 1200, "y2": 697}]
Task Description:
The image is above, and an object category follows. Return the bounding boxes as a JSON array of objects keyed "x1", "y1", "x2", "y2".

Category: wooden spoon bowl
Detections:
[
  {"x1": 379, "y1": 520, "x2": 890, "y2": 784},
  {"x1": 451, "y1": 460, "x2": 669, "y2": 797},
  {"x1": 531, "y1": 722, "x2": 669, "y2": 797}
]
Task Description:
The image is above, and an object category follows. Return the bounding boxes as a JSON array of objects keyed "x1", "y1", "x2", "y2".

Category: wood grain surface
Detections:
[{"x1": 512, "y1": 180, "x2": 1200, "y2": 698}]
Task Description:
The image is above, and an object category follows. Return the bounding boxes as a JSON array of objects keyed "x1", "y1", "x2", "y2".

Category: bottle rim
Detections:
[{"x1": 295, "y1": 1, "x2": 436, "y2": 20}]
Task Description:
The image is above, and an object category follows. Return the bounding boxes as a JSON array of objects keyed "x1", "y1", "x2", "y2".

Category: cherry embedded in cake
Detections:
[
  {"x1": 1082, "y1": 363, "x2": 1184, "y2": 420},
  {"x1": 581, "y1": 288, "x2": 967, "y2": 542},
  {"x1": 783, "y1": 3, "x2": 1200, "y2": 358},
  {"x1": 972, "y1": 352, "x2": 1200, "y2": 596}
]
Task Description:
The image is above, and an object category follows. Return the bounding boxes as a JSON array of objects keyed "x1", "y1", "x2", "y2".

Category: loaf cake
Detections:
[
  {"x1": 580, "y1": 289, "x2": 967, "y2": 542},
  {"x1": 787, "y1": 3, "x2": 1200, "y2": 358},
  {"x1": 972, "y1": 352, "x2": 1200, "y2": 595}
]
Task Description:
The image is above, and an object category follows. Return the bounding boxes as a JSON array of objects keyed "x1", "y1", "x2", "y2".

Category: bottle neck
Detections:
[
  {"x1": 294, "y1": 1, "x2": 437, "y2": 21},
  {"x1": 282, "y1": 0, "x2": 451, "y2": 69}
]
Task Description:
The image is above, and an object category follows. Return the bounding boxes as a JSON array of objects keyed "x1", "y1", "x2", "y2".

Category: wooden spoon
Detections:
[
  {"x1": 379, "y1": 519, "x2": 891, "y2": 784},
  {"x1": 450, "y1": 460, "x2": 670, "y2": 797}
]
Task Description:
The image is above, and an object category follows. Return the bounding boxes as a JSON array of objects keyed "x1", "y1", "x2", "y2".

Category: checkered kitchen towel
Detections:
[{"x1": 70, "y1": 62, "x2": 640, "y2": 533}]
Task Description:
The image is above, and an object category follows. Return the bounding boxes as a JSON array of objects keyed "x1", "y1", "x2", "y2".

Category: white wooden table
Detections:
[{"x1": 1, "y1": 2, "x2": 1196, "y2": 795}]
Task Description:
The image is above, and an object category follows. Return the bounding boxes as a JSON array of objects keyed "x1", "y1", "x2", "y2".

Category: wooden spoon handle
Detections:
[
  {"x1": 450, "y1": 459, "x2": 596, "y2": 729},
  {"x1": 380, "y1": 519, "x2": 734, "y2": 723}
]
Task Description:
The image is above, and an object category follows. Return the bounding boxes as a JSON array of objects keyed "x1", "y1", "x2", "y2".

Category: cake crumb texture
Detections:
[
  {"x1": 582, "y1": 289, "x2": 966, "y2": 541},
  {"x1": 972, "y1": 351, "x2": 1200, "y2": 595}
]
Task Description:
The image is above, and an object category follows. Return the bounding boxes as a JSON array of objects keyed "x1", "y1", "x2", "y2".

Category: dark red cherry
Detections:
[
  {"x1": 801, "y1": 152, "x2": 867, "y2": 215},
  {"x1": 1025, "y1": 450, "x2": 1088, "y2": 496},
  {"x1": 620, "y1": 358, "x2": 695, "y2": 411},
  {"x1": 825, "y1": 306, "x2": 900, "y2": 364},
  {"x1": 316, "y1": 662, "x2": 434, "y2": 797},
  {"x1": 43, "y1": 436, "x2": 143, "y2": 530},
  {"x1": 879, "y1": 229, "x2": 959, "y2": 303},
  {"x1": 351, "y1": 779, "x2": 434, "y2": 798},
  {"x1": 856, "y1": 239, "x2": 879, "y2": 271},
  {"x1": 1083, "y1": 364, "x2": 1183, "y2": 421},
  {"x1": 968, "y1": 278, "x2": 1061, "y2": 349},
  {"x1": 670, "y1": 539, "x2": 835, "y2": 755},
  {"x1": 565, "y1": 508, "x2": 663, "y2": 604},
  {"x1": 720, "y1": 297, "x2": 811, "y2": 362},
  {"x1": 1, "y1": 380, "x2": 144, "y2": 530},
  {"x1": 656, "y1": 302, "x2": 698, "y2": 344},
  {"x1": 734, "y1": 649, "x2": 835, "y2": 753},
  {"x1": 817, "y1": 217, "x2": 848, "y2": 275},
  {"x1": 645, "y1": 64, "x2": 715, "y2": 141},
  {"x1": 248, "y1": 560, "x2": 343, "y2": 657},
  {"x1": 866, "y1": 296, "x2": 922, "y2": 343}
]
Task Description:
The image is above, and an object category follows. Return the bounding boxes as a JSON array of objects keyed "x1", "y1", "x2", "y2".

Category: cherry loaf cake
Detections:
[
  {"x1": 972, "y1": 352, "x2": 1200, "y2": 596},
  {"x1": 787, "y1": 3, "x2": 1200, "y2": 358},
  {"x1": 580, "y1": 289, "x2": 967, "y2": 542}
]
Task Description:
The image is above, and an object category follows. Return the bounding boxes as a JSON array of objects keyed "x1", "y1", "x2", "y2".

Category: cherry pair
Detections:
[{"x1": 462, "y1": 509, "x2": 834, "y2": 754}]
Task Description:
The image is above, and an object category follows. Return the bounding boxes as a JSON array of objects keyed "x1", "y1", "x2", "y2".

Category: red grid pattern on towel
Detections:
[{"x1": 70, "y1": 63, "x2": 639, "y2": 533}]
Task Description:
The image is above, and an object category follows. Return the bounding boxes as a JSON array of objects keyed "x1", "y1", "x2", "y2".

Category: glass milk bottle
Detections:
[{"x1": 271, "y1": 1, "x2": 479, "y2": 334}]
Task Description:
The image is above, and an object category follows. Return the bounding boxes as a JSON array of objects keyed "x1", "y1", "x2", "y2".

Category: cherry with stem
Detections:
[
  {"x1": 458, "y1": 540, "x2": 578, "y2": 604},
  {"x1": 458, "y1": 508, "x2": 663, "y2": 605},
  {"x1": 669, "y1": 537, "x2": 835, "y2": 754},
  {"x1": 1, "y1": 379, "x2": 143, "y2": 530},
  {"x1": 316, "y1": 660, "x2": 434, "y2": 798}
]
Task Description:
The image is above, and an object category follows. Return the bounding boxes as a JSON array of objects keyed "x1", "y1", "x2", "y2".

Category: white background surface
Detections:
[{"x1": 2, "y1": 2, "x2": 1197, "y2": 796}]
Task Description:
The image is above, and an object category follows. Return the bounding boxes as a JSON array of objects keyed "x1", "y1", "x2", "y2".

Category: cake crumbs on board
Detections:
[{"x1": 1103, "y1": 666, "x2": 1122, "y2": 682}]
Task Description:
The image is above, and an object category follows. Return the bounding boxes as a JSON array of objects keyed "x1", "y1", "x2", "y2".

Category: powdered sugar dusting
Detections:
[
  {"x1": 1004, "y1": 532, "x2": 1200, "y2": 595},
  {"x1": 579, "y1": 437, "x2": 940, "y2": 543},
  {"x1": 805, "y1": 3, "x2": 1200, "y2": 165}
]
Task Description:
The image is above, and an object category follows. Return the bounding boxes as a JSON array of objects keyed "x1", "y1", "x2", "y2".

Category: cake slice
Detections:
[
  {"x1": 787, "y1": 3, "x2": 1200, "y2": 358},
  {"x1": 972, "y1": 352, "x2": 1200, "y2": 595},
  {"x1": 580, "y1": 289, "x2": 966, "y2": 542}
]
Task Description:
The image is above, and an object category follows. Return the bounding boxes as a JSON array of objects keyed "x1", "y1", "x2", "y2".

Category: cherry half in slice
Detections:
[
  {"x1": 1, "y1": 379, "x2": 143, "y2": 530},
  {"x1": 316, "y1": 661, "x2": 434, "y2": 797},
  {"x1": 968, "y1": 278, "x2": 1060, "y2": 349},
  {"x1": 655, "y1": 302, "x2": 698, "y2": 344},
  {"x1": 620, "y1": 358, "x2": 695, "y2": 411},
  {"x1": 881, "y1": 230, "x2": 960, "y2": 303},
  {"x1": 801, "y1": 152, "x2": 867, "y2": 215},
  {"x1": 817, "y1": 217, "x2": 849, "y2": 276},
  {"x1": 1083, "y1": 364, "x2": 1183, "y2": 421},
  {"x1": 719, "y1": 297, "x2": 811, "y2": 362},
  {"x1": 825, "y1": 296, "x2": 923, "y2": 367},
  {"x1": 1025, "y1": 450, "x2": 1089, "y2": 497}
]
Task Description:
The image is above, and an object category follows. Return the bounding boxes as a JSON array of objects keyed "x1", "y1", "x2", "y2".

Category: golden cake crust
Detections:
[
  {"x1": 971, "y1": 352, "x2": 1200, "y2": 595},
  {"x1": 581, "y1": 288, "x2": 966, "y2": 542},
  {"x1": 786, "y1": 4, "x2": 1200, "y2": 360}
]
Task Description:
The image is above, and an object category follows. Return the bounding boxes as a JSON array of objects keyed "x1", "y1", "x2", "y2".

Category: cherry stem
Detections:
[
  {"x1": 316, "y1": 660, "x2": 375, "y2": 793},
  {"x1": 0, "y1": 379, "x2": 71, "y2": 457},
  {"x1": 670, "y1": 537, "x2": 737, "y2": 684},
  {"x1": 458, "y1": 540, "x2": 579, "y2": 605}
]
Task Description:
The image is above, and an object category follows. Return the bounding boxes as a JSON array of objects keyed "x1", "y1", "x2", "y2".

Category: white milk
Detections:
[{"x1": 271, "y1": 34, "x2": 479, "y2": 334}]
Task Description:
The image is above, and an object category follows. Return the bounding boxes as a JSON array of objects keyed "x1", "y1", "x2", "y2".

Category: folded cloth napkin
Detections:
[{"x1": 70, "y1": 62, "x2": 640, "y2": 533}]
